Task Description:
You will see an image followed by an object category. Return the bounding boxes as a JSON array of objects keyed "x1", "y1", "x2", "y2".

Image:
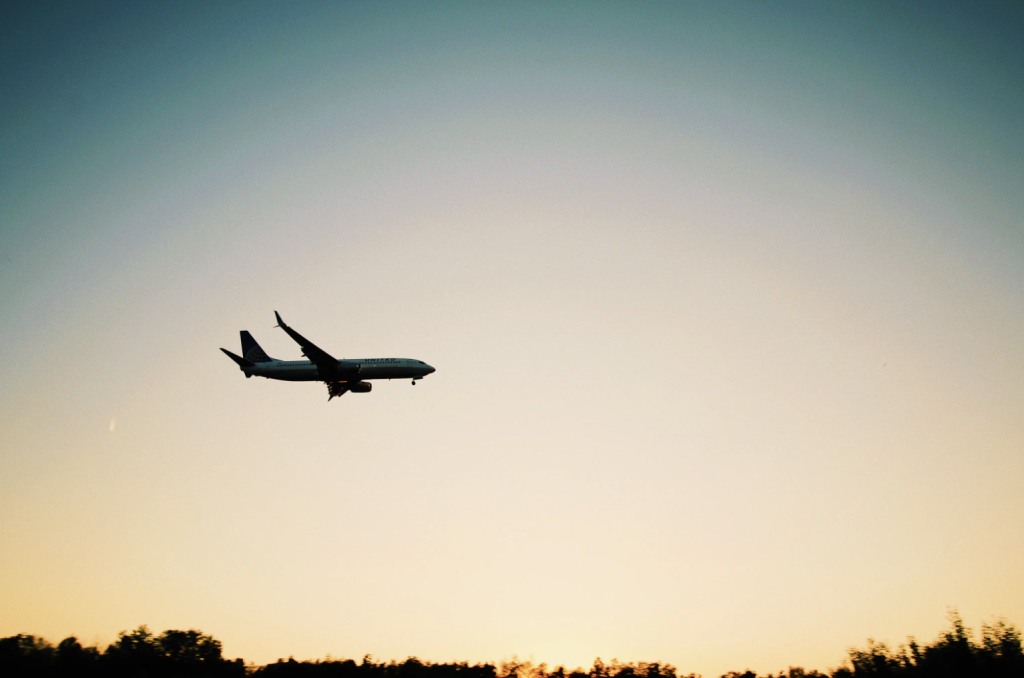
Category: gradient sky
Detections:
[{"x1": 2, "y1": 2, "x2": 1023, "y2": 675}]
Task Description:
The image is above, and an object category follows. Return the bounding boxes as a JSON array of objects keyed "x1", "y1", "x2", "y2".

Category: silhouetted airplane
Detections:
[{"x1": 221, "y1": 311, "x2": 436, "y2": 400}]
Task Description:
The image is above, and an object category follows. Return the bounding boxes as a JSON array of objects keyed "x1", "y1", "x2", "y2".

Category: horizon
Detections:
[{"x1": 5, "y1": 610, "x2": 1022, "y2": 675}]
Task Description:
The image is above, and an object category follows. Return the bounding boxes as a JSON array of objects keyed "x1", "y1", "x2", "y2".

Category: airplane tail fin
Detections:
[{"x1": 240, "y1": 331, "x2": 274, "y2": 363}]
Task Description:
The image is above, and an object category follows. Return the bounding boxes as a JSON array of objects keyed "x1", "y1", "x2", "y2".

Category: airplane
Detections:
[{"x1": 221, "y1": 311, "x2": 436, "y2": 400}]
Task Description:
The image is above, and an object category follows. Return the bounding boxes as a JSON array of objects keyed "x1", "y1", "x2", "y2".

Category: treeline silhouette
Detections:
[
  {"x1": 0, "y1": 626, "x2": 244, "y2": 678},
  {"x1": 2, "y1": 612, "x2": 1021, "y2": 678}
]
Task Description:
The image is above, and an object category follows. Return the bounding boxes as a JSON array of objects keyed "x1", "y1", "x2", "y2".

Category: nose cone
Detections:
[{"x1": 426, "y1": 364, "x2": 436, "y2": 374}]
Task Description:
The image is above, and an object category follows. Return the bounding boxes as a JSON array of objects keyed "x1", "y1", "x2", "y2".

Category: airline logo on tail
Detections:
[{"x1": 240, "y1": 331, "x2": 273, "y2": 363}]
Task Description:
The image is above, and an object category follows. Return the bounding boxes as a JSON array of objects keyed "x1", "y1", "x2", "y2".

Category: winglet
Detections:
[{"x1": 274, "y1": 311, "x2": 285, "y2": 328}]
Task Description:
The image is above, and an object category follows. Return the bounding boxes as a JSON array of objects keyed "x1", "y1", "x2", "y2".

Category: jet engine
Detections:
[{"x1": 349, "y1": 381, "x2": 372, "y2": 393}]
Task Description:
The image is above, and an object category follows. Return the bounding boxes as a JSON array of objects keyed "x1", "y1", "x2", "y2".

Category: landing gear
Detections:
[
  {"x1": 326, "y1": 382, "x2": 350, "y2": 400},
  {"x1": 411, "y1": 380, "x2": 416, "y2": 385}
]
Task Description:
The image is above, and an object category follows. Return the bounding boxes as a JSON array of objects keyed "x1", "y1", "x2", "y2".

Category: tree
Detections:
[
  {"x1": 55, "y1": 636, "x2": 101, "y2": 676},
  {"x1": 103, "y1": 625, "x2": 243, "y2": 677},
  {"x1": 0, "y1": 634, "x2": 55, "y2": 677},
  {"x1": 158, "y1": 629, "x2": 224, "y2": 666}
]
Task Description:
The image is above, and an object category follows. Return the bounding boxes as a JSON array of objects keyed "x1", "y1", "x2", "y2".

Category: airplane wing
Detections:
[{"x1": 274, "y1": 311, "x2": 342, "y2": 378}]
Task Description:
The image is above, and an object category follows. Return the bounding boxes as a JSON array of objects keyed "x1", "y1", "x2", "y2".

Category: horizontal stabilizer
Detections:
[{"x1": 221, "y1": 348, "x2": 254, "y2": 368}]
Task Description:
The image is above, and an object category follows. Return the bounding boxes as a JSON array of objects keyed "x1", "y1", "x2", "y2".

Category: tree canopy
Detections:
[{"x1": 1, "y1": 613, "x2": 1021, "y2": 678}]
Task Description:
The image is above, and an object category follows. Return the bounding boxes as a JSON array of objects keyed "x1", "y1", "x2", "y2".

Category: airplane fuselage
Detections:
[{"x1": 244, "y1": 358, "x2": 433, "y2": 382}]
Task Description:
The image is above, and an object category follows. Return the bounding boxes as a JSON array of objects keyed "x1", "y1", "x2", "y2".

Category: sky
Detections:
[{"x1": 1, "y1": 1, "x2": 1023, "y2": 675}]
